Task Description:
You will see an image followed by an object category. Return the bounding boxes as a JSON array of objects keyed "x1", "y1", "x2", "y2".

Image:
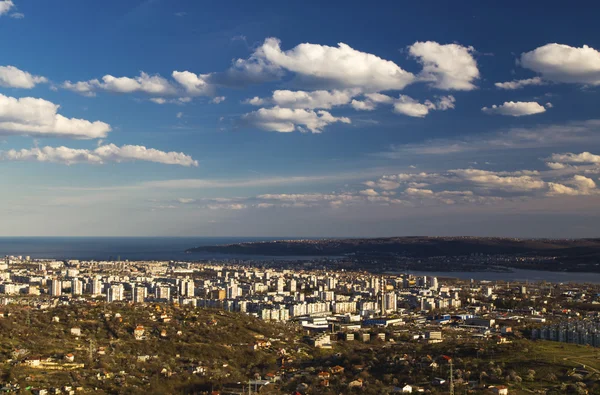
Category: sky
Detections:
[{"x1": 1, "y1": 0, "x2": 600, "y2": 237}]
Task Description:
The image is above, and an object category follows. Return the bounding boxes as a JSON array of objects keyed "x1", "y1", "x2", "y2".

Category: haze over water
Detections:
[{"x1": 1, "y1": 237, "x2": 600, "y2": 283}]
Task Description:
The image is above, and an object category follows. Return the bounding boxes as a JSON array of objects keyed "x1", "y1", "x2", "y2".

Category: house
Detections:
[
  {"x1": 318, "y1": 371, "x2": 331, "y2": 379},
  {"x1": 64, "y1": 354, "x2": 75, "y2": 362},
  {"x1": 390, "y1": 385, "x2": 413, "y2": 394},
  {"x1": 330, "y1": 365, "x2": 345, "y2": 375},
  {"x1": 249, "y1": 340, "x2": 271, "y2": 350},
  {"x1": 70, "y1": 328, "x2": 81, "y2": 337},
  {"x1": 490, "y1": 385, "x2": 509, "y2": 395},
  {"x1": 24, "y1": 357, "x2": 41, "y2": 367},
  {"x1": 348, "y1": 379, "x2": 363, "y2": 388},
  {"x1": 432, "y1": 377, "x2": 446, "y2": 385},
  {"x1": 134, "y1": 325, "x2": 145, "y2": 340}
]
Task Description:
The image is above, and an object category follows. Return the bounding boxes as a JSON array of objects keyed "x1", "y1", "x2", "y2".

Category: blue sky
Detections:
[{"x1": 1, "y1": 0, "x2": 600, "y2": 237}]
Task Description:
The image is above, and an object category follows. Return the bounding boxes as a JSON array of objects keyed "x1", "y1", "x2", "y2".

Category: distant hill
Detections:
[{"x1": 186, "y1": 236, "x2": 600, "y2": 259}]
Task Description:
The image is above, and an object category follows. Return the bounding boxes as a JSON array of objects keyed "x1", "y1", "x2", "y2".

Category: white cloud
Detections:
[
  {"x1": 207, "y1": 203, "x2": 247, "y2": 210},
  {"x1": 545, "y1": 162, "x2": 566, "y2": 170},
  {"x1": 0, "y1": 93, "x2": 111, "y2": 139},
  {"x1": 210, "y1": 96, "x2": 226, "y2": 104},
  {"x1": 449, "y1": 169, "x2": 546, "y2": 192},
  {"x1": 435, "y1": 95, "x2": 456, "y2": 110},
  {"x1": 242, "y1": 106, "x2": 350, "y2": 133},
  {"x1": 405, "y1": 187, "x2": 434, "y2": 196},
  {"x1": 393, "y1": 95, "x2": 435, "y2": 117},
  {"x1": 354, "y1": 93, "x2": 455, "y2": 117},
  {"x1": 176, "y1": 112, "x2": 183, "y2": 119},
  {"x1": 494, "y1": 77, "x2": 545, "y2": 90},
  {"x1": 359, "y1": 188, "x2": 379, "y2": 196},
  {"x1": 550, "y1": 151, "x2": 600, "y2": 164},
  {"x1": 177, "y1": 198, "x2": 196, "y2": 204},
  {"x1": 10, "y1": 12, "x2": 23, "y2": 19},
  {"x1": 251, "y1": 37, "x2": 415, "y2": 91},
  {"x1": 0, "y1": 0, "x2": 14, "y2": 16},
  {"x1": 243, "y1": 96, "x2": 266, "y2": 106},
  {"x1": 172, "y1": 70, "x2": 214, "y2": 96},
  {"x1": 64, "y1": 72, "x2": 178, "y2": 96},
  {"x1": 409, "y1": 41, "x2": 479, "y2": 90},
  {"x1": 0, "y1": 66, "x2": 47, "y2": 89},
  {"x1": 62, "y1": 81, "x2": 97, "y2": 97},
  {"x1": 520, "y1": 43, "x2": 600, "y2": 85},
  {"x1": 364, "y1": 93, "x2": 395, "y2": 104},
  {"x1": 0, "y1": 144, "x2": 198, "y2": 166},
  {"x1": 271, "y1": 89, "x2": 360, "y2": 109},
  {"x1": 149, "y1": 97, "x2": 191, "y2": 105},
  {"x1": 351, "y1": 99, "x2": 376, "y2": 111},
  {"x1": 547, "y1": 176, "x2": 597, "y2": 196},
  {"x1": 482, "y1": 101, "x2": 547, "y2": 117}
]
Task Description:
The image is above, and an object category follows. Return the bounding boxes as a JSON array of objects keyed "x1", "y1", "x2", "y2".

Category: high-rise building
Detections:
[
  {"x1": 107, "y1": 284, "x2": 124, "y2": 302},
  {"x1": 384, "y1": 292, "x2": 398, "y2": 312},
  {"x1": 133, "y1": 286, "x2": 147, "y2": 303},
  {"x1": 71, "y1": 278, "x2": 83, "y2": 296},
  {"x1": 50, "y1": 278, "x2": 62, "y2": 297},
  {"x1": 179, "y1": 278, "x2": 195, "y2": 298},
  {"x1": 155, "y1": 285, "x2": 171, "y2": 300},
  {"x1": 289, "y1": 279, "x2": 297, "y2": 293},
  {"x1": 428, "y1": 276, "x2": 439, "y2": 290},
  {"x1": 91, "y1": 278, "x2": 103, "y2": 295},
  {"x1": 276, "y1": 277, "x2": 285, "y2": 293},
  {"x1": 226, "y1": 281, "x2": 239, "y2": 299},
  {"x1": 327, "y1": 277, "x2": 337, "y2": 290}
]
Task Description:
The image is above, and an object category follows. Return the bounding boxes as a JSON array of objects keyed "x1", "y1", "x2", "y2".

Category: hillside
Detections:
[{"x1": 186, "y1": 236, "x2": 600, "y2": 258}]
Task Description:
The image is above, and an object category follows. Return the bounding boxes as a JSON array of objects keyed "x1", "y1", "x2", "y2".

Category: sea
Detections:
[
  {"x1": 0, "y1": 237, "x2": 318, "y2": 261},
  {"x1": 1, "y1": 237, "x2": 600, "y2": 284}
]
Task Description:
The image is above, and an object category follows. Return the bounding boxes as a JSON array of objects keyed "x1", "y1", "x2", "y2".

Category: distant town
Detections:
[{"x1": 0, "y1": 253, "x2": 599, "y2": 393}]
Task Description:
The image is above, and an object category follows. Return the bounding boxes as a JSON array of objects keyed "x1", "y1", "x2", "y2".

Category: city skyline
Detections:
[{"x1": 1, "y1": 0, "x2": 600, "y2": 237}]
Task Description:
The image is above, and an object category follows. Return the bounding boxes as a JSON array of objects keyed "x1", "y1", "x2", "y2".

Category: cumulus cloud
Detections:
[
  {"x1": 409, "y1": 41, "x2": 479, "y2": 90},
  {"x1": 270, "y1": 89, "x2": 360, "y2": 109},
  {"x1": 520, "y1": 43, "x2": 600, "y2": 85},
  {"x1": 481, "y1": 101, "x2": 547, "y2": 117},
  {"x1": 0, "y1": 144, "x2": 198, "y2": 166},
  {"x1": 243, "y1": 96, "x2": 266, "y2": 106},
  {"x1": 247, "y1": 37, "x2": 415, "y2": 91},
  {"x1": 63, "y1": 72, "x2": 179, "y2": 96},
  {"x1": 359, "y1": 188, "x2": 379, "y2": 196},
  {"x1": 172, "y1": 70, "x2": 214, "y2": 96},
  {"x1": 494, "y1": 77, "x2": 545, "y2": 90},
  {"x1": 353, "y1": 93, "x2": 455, "y2": 117},
  {"x1": 393, "y1": 95, "x2": 436, "y2": 117},
  {"x1": 210, "y1": 96, "x2": 226, "y2": 104},
  {"x1": 351, "y1": 99, "x2": 377, "y2": 111},
  {"x1": 0, "y1": 66, "x2": 47, "y2": 89},
  {"x1": 0, "y1": 93, "x2": 111, "y2": 139},
  {"x1": 550, "y1": 151, "x2": 600, "y2": 164},
  {"x1": 449, "y1": 169, "x2": 546, "y2": 192},
  {"x1": 242, "y1": 106, "x2": 350, "y2": 133},
  {"x1": 546, "y1": 162, "x2": 566, "y2": 170},
  {"x1": 547, "y1": 176, "x2": 597, "y2": 196},
  {"x1": 0, "y1": 0, "x2": 14, "y2": 16}
]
